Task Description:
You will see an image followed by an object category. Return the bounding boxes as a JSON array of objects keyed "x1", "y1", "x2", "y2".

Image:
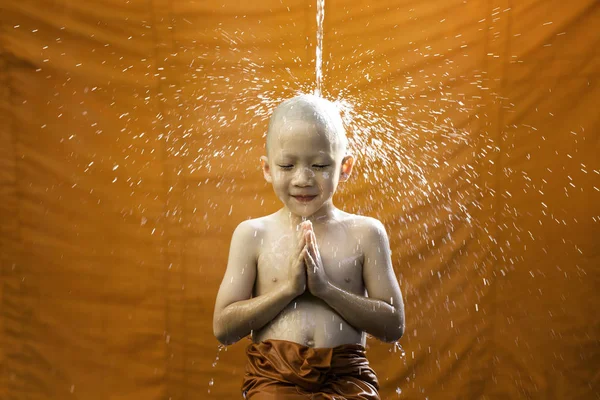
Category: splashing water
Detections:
[
  {"x1": 183, "y1": 8, "x2": 552, "y2": 349},
  {"x1": 140, "y1": 5, "x2": 592, "y2": 399},
  {"x1": 314, "y1": 0, "x2": 325, "y2": 96},
  {"x1": 390, "y1": 341, "x2": 406, "y2": 358},
  {"x1": 208, "y1": 344, "x2": 226, "y2": 393},
  {"x1": 211, "y1": 343, "x2": 226, "y2": 367}
]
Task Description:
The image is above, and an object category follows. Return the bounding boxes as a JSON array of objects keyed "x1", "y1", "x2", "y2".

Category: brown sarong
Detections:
[{"x1": 242, "y1": 339, "x2": 380, "y2": 399}]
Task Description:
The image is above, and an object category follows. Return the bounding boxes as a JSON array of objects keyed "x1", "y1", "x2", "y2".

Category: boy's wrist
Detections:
[
  {"x1": 314, "y1": 280, "x2": 333, "y2": 300},
  {"x1": 283, "y1": 282, "x2": 302, "y2": 299}
]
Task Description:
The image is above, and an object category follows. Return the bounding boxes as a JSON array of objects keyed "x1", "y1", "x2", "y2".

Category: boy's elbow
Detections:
[
  {"x1": 213, "y1": 316, "x2": 243, "y2": 346},
  {"x1": 213, "y1": 324, "x2": 226, "y2": 345},
  {"x1": 215, "y1": 333, "x2": 235, "y2": 346},
  {"x1": 383, "y1": 313, "x2": 405, "y2": 342},
  {"x1": 380, "y1": 327, "x2": 404, "y2": 343},
  {"x1": 393, "y1": 323, "x2": 406, "y2": 341},
  {"x1": 213, "y1": 314, "x2": 233, "y2": 346},
  {"x1": 213, "y1": 324, "x2": 236, "y2": 346}
]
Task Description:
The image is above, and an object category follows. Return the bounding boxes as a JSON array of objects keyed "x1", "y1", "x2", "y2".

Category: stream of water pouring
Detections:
[{"x1": 314, "y1": 0, "x2": 325, "y2": 96}]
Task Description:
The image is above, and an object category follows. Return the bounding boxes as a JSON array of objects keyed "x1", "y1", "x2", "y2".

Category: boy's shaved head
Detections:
[
  {"x1": 266, "y1": 94, "x2": 348, "y2": 157},
  {"x1": 259, "y1": 93, "x2": 356, "y2": 220}
]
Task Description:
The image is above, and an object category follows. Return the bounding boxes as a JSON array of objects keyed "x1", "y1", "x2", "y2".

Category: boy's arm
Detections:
[
  {"x1": 314, "y1": 218, "x2": 405, "y2": 342},
  {"x1": 213, "y1": 220, "x2": 298, "y2": 345}
]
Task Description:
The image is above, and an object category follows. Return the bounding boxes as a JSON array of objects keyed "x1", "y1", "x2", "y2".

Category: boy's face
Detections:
[{"x1": 261, "y1": 119, "x2": 353, "y2": 219}]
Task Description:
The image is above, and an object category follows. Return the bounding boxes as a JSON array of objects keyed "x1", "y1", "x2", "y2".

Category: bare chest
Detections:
[{"x1": 255, "y1": 226, "x2": 364, "y2": 295}]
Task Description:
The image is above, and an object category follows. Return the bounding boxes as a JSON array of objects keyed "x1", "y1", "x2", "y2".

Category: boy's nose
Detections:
[{"x1": 293, "y1": 167, "x2": 315, "y2": 186}]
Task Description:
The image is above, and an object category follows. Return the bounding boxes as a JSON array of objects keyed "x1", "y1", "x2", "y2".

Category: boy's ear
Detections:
[
  {"x1": 260, "y1": 156, "x2": 273, "y2": 183},
  {"x1": 339, "y1": 155, "x2": 354, "y2": 182}
]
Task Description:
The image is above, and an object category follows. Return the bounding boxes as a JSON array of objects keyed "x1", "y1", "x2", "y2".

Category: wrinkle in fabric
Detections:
[{"x1": 242, "y1": 339, "x2": 380, "y2": 399}]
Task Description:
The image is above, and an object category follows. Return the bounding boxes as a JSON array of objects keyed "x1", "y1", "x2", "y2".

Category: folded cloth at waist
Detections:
[{"x1": 242, "y1": 339, "x2": 380, "y2": 399}]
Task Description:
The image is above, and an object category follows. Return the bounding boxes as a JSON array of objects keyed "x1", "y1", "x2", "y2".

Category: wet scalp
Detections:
[{"x1": 266, "y1": 94, "x2": 348, "y2": 157}]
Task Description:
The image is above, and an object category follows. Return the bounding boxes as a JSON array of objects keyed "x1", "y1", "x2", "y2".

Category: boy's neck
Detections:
[{"x1": 281, "y1": 202, "x2": 338, "y2": 227}]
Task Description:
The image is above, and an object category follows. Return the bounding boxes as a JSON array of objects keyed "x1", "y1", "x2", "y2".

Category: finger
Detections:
[
  {"x1": 296, "y1": 232, "x2": 306, "y2": 253},
  {"x1": 305, "y1": 234, "x2": 313, "y2": 254},
  {"x1": 307, "y1": 236, "x2": 316, "y2": 256},
  {"x1": 310, "y1": 231, "x2": 320, "y2": 257},
  {"x1": 300, "y1": 221, "x2": 311, "y2": 233},
  {"x1": 305, "y1": 251, "x2": 318, "y2": 273},
  {"x1": 303, "y1": 248, "x2": 312, "y2": 266},
  {"x1": 298, "y1": 225, "x2": 306, "y2": 239}
]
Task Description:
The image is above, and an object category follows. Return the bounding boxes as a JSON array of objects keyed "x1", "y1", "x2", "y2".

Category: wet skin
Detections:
[{"x1": 252, "y1": 210, "x2": 367, "y2": 347}]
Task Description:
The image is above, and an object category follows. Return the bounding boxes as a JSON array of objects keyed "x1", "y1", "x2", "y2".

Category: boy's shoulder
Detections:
[
  {"x1": 232, "y1": 213, "x2": 276, "y2": 238},
  {"x1": 337, "y1": 211, "x2": 386, "y2": 233},
  {"x1": 236, "y1": 213, "x2": 276, "y2": 227},
  {"x1": 233, "y1": 216, "x2": 264, "y2": 233}
]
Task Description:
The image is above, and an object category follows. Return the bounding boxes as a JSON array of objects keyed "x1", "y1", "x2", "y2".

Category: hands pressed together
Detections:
[{"x1": 288, "y1": 220, "x2": 330, "y2": 298}]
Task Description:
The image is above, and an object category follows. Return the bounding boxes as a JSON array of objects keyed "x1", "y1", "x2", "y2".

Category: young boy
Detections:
[{"x1": 213, "y1": 94, "x2": 405, "y2": 399}]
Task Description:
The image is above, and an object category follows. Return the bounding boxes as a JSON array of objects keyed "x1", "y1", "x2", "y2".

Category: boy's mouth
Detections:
[{"x1": 292, "y1": 195, "x2": 317, "y2": 203}]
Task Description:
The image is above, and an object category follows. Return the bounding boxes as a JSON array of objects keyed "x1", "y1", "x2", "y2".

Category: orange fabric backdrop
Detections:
[{"x1": 1, "y1": 0, "x2": 598, "y2": 399}]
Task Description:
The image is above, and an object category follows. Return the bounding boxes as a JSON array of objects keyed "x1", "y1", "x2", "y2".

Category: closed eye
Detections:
[{"x1": 277, "y1": 164, "x2": 329, "y2": 170}]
